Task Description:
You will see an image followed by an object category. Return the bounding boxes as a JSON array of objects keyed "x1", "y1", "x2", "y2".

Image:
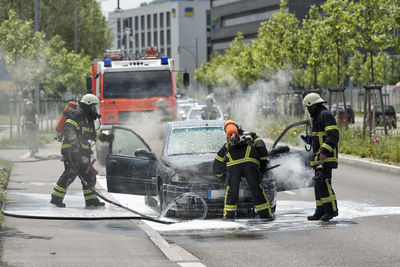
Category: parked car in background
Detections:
[
  {"x1": 374, "y1": 105, "x2": 397, "y2": 129},
  {"x1": 330, "y1": 104, "x2": 354, "y2": 124},
  {"x1": 177, "y1": 102, "x2": 196, "y2": 120},
  {"x1": 186, "y1": 104, "x2": 224, "y2": 121},
  {"x1": 329, "y1": 105, "x2": 347, "y2": 124}
]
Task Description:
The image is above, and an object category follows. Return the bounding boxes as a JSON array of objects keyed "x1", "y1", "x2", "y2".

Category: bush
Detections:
[{"x1": 0, "y1": 158, "x2": 12, "y2": 228}]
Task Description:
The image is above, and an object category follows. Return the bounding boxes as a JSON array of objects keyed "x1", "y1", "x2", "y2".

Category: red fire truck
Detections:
[{"x1": 89, "y1": 48, "x2": 178, "y2": 124}]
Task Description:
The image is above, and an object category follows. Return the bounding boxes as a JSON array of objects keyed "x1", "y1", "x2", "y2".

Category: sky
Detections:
[{"x1": 99, "y1": 0, "x2": 148, "y2": 18}]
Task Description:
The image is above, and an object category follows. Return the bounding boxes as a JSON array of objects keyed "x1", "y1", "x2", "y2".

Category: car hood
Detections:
[{"x1": 161, "y1": 153, "x2": 216, "y2": 176}]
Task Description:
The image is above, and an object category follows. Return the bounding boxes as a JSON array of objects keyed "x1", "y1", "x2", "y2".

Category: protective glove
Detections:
[
  {"x1": 99, "y1": 133, "x2": 113, "y2": 143},
  {"x1": 312, "y1": 165, "x2": 324, "y2": 180},
  {"x1": 300, "y1": 134, "x2": 311, "y2": 145}
]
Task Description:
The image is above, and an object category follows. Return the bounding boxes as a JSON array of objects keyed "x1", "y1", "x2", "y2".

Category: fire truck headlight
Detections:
[
  {"x1": 104, "y1": 59, "x2": 112, "y2": 67},
  {"x1": 161, "y1": 57, "x2": 168, "y2": 65}
]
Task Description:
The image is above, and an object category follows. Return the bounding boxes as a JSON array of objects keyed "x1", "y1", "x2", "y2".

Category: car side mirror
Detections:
[{"x1": 135, "y1": 148, "x2": 157, "y2": 160}]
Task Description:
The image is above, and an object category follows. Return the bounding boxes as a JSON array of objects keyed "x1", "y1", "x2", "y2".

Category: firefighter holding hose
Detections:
[
  {"x1": 213, "y1": 120, "x2": 274, "y2": 221},
  {"x1": 50, "y1": 94, "x2": 112, "y2": 208},
  {"x1": 302, "y1": 93, "x2": 339, "y2": 222}
]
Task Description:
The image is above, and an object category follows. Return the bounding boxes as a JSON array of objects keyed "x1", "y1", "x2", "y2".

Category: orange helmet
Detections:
[{"x1": 224, "y1": 119, "x2": 239, "y2": 141}]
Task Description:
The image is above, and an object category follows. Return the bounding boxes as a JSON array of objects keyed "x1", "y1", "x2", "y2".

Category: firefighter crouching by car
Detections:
[
  {"x1": 50, "y1": 94, "x2": 112, "y2": 208},
  {"x1": 213, "y1": 120, "x2": 274, "y2": 220},
  {"x1": 302, "y1": 93, "x2": 339, "y2": 222},
  {"x1": 156, "y1": 98, "x2": 174, "y2": 122}
]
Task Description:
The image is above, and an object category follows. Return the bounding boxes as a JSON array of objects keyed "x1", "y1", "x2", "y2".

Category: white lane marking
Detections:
[
  {"x1": 135, "y1": 220, "x2": 204, "y2": 265},
  {"x1": 178, "y1": 262, "x2": 207, "y2": 267},
  {"x1": 283, "y1": 191, "x2": 296, "y2": 195}
]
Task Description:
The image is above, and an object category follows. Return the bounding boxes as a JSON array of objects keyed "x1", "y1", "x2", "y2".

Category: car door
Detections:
[{"x1": 106, "y1": 126, "x2": 158, "y2": 196}]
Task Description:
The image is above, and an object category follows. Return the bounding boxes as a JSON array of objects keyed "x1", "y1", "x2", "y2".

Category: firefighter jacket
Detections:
[
  {"x1": 201, "y1": 106, "x2": 219, "y2": 120},
  {"x1": 310, "y1": 105, "x2": 339, "y2": 168},
  {"x1": 61, "y1": 108, "x2": 96, "y2": 156},
  {"x1": 213, "y1": 132, "x2": 269, "y2": 177}
]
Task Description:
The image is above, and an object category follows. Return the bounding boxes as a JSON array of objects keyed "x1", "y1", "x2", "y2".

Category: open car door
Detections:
[
  {"x1": 268, "y1": 120, "x2": 314, "y2": 191},
  {"x1": 106, "y1": 126, "x2": 158, "y2": 196}
]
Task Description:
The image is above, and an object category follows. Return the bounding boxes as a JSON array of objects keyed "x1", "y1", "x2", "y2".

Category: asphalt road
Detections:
[
  {"x1": 160, "y1": 164, "x2": 400, "y2": 267},
  {"x1": 1, "y1": 143, "x2": 400, "y2": 266}
]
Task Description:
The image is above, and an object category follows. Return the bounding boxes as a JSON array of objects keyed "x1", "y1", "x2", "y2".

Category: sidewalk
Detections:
[{"x1": 0, "y1": 142, "x2": 177, "y2": 266}]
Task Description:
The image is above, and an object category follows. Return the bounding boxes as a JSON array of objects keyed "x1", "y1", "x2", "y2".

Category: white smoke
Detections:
[
  {"x1": 270, "y1": 153, "x2": 314, "y2": 191},
  {"x1": 124, "y1": 112, "x2": 169, "y2": 157}
]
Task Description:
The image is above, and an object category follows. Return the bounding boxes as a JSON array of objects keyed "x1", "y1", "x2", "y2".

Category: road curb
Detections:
[{"x1": 339, "y1": 155, "x2": 400, "y2": 175}]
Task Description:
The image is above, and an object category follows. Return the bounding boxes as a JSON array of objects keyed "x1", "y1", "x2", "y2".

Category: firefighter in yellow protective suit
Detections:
[
  {"x1": 156, "y1": 98, "x2": 174, "y2": 122},
  {"x1": 201, "y1": 95, "x2": 219, "y2": 120},
  {"x1": 302, "y1": 93, "x2": 339, "y2": 222},
  {"x1": 213, "y1": 120, "x2": 274, "y2": 220},
  {"x1": 50, "y1": 94, "x2": 112, "y2": 208}
]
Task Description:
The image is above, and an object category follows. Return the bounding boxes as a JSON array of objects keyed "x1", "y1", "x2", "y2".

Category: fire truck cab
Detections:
[{"x1": 90, "y1": 47, "x2": 177, "y2": 124}]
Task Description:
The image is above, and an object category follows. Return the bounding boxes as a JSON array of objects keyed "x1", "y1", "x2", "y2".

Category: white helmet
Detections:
[
  {"x1": 205, "y1": 95, "x2": 214, "y2": 103},
  {"x1": 80, "y1": 94, "x2": 99, "y2": 105},
  {"x1": 302, "y1": 93, "x2": 326, "y2": 107}
]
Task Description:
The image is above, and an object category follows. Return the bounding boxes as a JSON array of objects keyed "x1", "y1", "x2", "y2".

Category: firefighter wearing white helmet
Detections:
[
  {"x1": 156, "y1": 98, "x2": 174, "y2": 122},
  {"x1": 51, "y1": 93, "x2": 111, "y2": 208},
  {"x1": 201, "y1": 95, "x2": 219, "y2": 120},
  {"x1": 302, "y1": 93, "x2": 339, "y2": 222}
]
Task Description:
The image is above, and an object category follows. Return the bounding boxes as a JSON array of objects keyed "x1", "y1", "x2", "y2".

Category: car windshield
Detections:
[
  {"x1": 167, "y1": 127, "x2": 226, "y2": 155},
  {"x1": 103, "y1": 70, "x2": 173, "y2": 99},
  {"x1": 188, "y1": 109, "x2": 202, "y2": 120},
  {"x1": 375, "y1": 106, "x2": 395, "y2": 113}
]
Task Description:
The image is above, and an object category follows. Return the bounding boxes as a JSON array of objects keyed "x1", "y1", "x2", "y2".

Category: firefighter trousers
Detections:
[
  {"x1": 224, "y1": 164, "x2": 272, "y2": 219},
  {"x1": 51, "y1": 157, "x2": 99, "y2": 205},
  {"x1": 314, "y1": 167, "x2": 338, "y2": 215}
]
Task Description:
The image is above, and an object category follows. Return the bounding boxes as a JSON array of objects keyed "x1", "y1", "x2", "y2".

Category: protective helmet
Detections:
[
  {"x1": 156, "y1": 98, "x2": 167, "y2": 109},
  {"x1": 302, "y1": 93, "x2": 326, "y2": 107},
  {"x1": 80, "y1": 94, "x2": 99, "y2": 105},
  {"x1": 205, "y1": 95, "x2": 214, "y2": 103},
  {"x1": 25, "y1": 100, "x2": 33, "y2": 105},
  {"x1": 224, "y1": 119, "x2": 239, "y2": 141}
]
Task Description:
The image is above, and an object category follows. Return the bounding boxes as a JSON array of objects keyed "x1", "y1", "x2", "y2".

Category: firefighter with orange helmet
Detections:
[
  {"x1": 50, "y1": 94, "x2": 112, "y2": 208},
  {"x1": 213, "y1": 120, "x2": 274, "y2": 220}
]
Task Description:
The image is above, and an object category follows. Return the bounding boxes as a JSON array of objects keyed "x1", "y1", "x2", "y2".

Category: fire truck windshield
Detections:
[{"x1": 103, "y1": 70, "x2": 173, "y2": 99}]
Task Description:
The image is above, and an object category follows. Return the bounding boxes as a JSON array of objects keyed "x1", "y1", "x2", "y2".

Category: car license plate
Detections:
[{"x1": 208, "y1": 189, "x2": 245, "y2": 199}]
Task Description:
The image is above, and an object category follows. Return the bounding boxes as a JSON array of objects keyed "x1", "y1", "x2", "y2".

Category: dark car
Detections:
[
  {"x1": 105, "y1": 120, "x2": 313, "y2": 218},
  {"x1": 330, "y1": 104, "x2": 355, "y2": 124},
  {"x1": 329, "y1": 106, "x2": 347, "y2": 124},
  {"x1": 374, "y1": 105, "x2": 397, "y2": 129}
]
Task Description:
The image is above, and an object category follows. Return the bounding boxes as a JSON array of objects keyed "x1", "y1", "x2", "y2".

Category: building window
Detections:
[
  {"x1": 222, "y1": 9, "x2": 276, "y2": 27},
  {"x1": 154, "y1": 31, "x2": 158, "y2": 46},
  {"x1": 141, "y1": 32, "x2": 145, "y2": 47},
  {"x1": 160, "y1": 47, "x2": 164, "y2": 55},
  {"x1": 167, "y1": 47, "x2": 171, "y2": 57},
  {"x1": 117, "y1": 18, "x2": 121, "y2": 33},
  {"x1": 117, "y1": 39, "x2": 121, "y2": 49},
  {"x1": 167, "y1": 29, "x2": 171, "y2": 45},
  {"x1": 135, "y1": 16, "x2": 138, "y2": 31},
  {"x1": 123, "y1": 18, "x2": 129, "y2": 29},
  {"x1": 166, "y1": 12, "x2": 170, "y2": 27},
  {"x1": 160, "y1": 30, "x2": 164, "y2": 46},
  {"x1": 129, "y1": 17, "x2": 132, "y2": 34},
  {"x1": 153, "y1": 14, "x2": 158, "y2": 28},
  {"x1": 147, "y1": 32, "x2": 151, "y2": 47},
  {"x1": 147, "y1": 14, "x2": 151, "y2": 29},
  {"x1": 141, "y1": 15, "x2": 145, "y2": 30},
  {"x1": 160, "y1": 13, "x2": 164, "y2": 28},
  {"x1": 135, "y1": 33, "x2": 139, "y2": 47}
]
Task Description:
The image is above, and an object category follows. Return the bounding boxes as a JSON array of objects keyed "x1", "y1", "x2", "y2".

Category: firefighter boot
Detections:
[
  {"x1": 258, "y1": 209, "x2": 275, "y2": 221},
  {"x1": 223, "y1": 211, "x2": 236, "y2": 221},
  {"x1": 320, "y1": 212, "x2": 338, "y2": 222},
  {"x1": 307, "y1": 207, "x2": 324, "y2": 221},
  {"x1": 85, "y1": 198, "x2": 105, "y2": 207},
  {"x1": 50, "y1": 197, "x2": 66, "y2": 208}
]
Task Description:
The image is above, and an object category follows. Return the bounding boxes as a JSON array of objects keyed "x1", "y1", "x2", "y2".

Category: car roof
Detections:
[{"x1": 168, "y1": 120, "x2": 224, "y2": 129}]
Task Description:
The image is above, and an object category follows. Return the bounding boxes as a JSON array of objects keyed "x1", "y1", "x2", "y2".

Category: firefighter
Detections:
[
  {"x1": 20, "y1": 100, "x2": 39, "y2": 157},
  {"x1": 302, "y1": 93, "x2": 339, "y2": 222},
  {"x1": 213, "y1": 120, "x2": 274, "y2": 220},
  {"x1": 50, "y1": 94, "x2": 112, "y2": 208},
  {"x1": 201, "y1": 95, "x2": 219, "y2": 120},
  {"x1": 156, "y1": 98, "x2": 174, "y2": 122}
]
